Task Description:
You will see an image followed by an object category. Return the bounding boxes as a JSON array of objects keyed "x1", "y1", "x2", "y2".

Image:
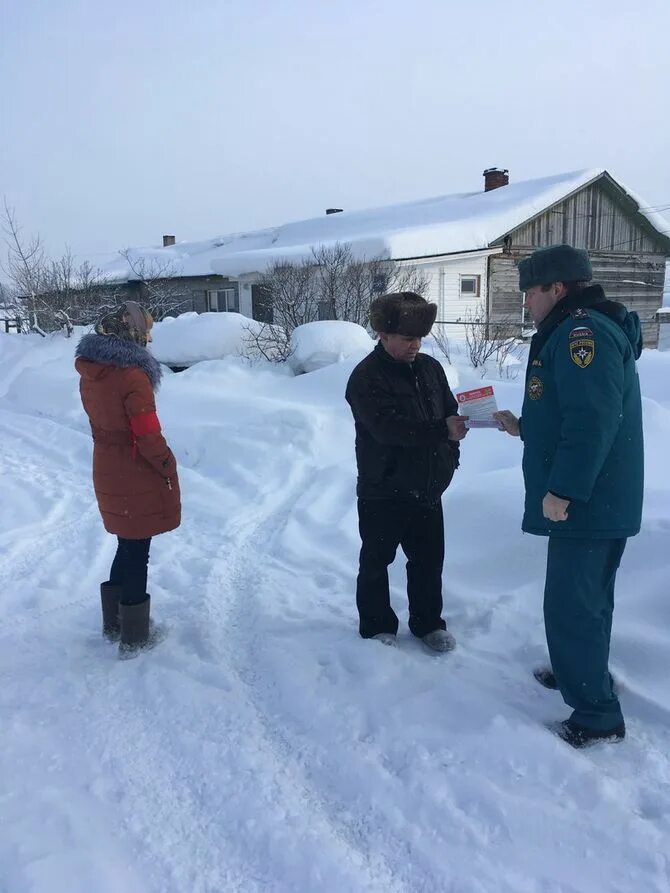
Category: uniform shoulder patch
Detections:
[
  {"x1": 569, "y1": 326, "x2": 593, "y2": 339},
  {"x1": 570, "y1": 307, "x2": 590, "y2": 320},
  {"x1": 570, "y1": 337, "x2": 595, "y2": 368},
  {"x1": 527, "y1": 376, "x2": 544, "y2": 399}
]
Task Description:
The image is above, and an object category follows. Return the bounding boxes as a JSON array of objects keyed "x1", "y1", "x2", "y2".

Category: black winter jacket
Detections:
[{"x1": 345, "y1": 343, "x2": 460, "y2": 504}]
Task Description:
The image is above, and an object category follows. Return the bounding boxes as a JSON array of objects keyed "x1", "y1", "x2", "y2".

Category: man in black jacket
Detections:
[{"x1": 346, "y1": 292, "x2": 467, "y2": 651}]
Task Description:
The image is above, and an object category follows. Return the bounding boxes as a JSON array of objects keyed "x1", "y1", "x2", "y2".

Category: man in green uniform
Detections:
[{"x1": 495, "y1": 244, "x2": 644, "y2": 748}]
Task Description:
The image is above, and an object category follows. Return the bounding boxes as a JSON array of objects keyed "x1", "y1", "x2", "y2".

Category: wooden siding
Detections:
[
  {"x1": 488, "y1": 255, "x2": 524, "y2": 326},
  {"x1": 488, "y1": 252, "x2": 666, "y2": 347},
  {"x1": 494, "y1": 181, "x2": 665, "y2": 255},
  {"x1": 487, "y1": 178, "x2": 668, "y2": 347}
]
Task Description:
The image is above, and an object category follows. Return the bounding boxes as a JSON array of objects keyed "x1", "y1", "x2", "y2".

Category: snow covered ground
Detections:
[{"x1": 1, "y1": 326, "x2": 670, "y2": 893}]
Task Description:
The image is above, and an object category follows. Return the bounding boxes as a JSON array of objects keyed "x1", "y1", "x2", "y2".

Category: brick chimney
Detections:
[
  {"x1": 162, "y1": 234, "x2": 176, "y2": 247},
  {"x1": 483, "y1": 168, "x2": 509, "y2": 192},
  {"x1": 326, "y1": 208, "x2": 343, "y2": 215}
]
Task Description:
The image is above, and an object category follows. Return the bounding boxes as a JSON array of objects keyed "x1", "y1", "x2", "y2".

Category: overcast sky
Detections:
[{"x1": 2, "y1": 0, "x2": 669, "y2": 265}]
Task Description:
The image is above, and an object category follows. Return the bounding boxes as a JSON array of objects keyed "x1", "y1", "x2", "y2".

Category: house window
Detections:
[
  {"x1": 207, "y1": 288, "x2": 238, "y2": 312},
  {"x1": 459, "y1": 275, "x2": 481, "y2": 297}
]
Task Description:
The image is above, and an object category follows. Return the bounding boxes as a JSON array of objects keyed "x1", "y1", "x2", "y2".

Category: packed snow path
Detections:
[{"x1": 2, "y1": 337, "x2": 670, "y2": 892}]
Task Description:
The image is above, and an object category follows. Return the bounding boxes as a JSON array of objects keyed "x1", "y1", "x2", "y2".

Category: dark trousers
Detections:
[
  {"x1": 356, "y1": 498, "x2": 447, "y2": 639},
  {"x1": 544, "y1": 537, "x2": 626, "y2": 732},
  {"x1": 109, "y1": 537, "x2": 152, "y2": 606}
]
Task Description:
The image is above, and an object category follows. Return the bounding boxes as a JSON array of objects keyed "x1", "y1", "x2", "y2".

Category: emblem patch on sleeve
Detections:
[
  {"x1": 570, "y1": 338, "x2": 595, "y2": 368},
  {"x1": 527, "y1": 376, "x2": 544, "y2": 399}
]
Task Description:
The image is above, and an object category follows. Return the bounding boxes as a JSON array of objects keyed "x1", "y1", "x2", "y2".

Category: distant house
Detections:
[{"x1": 102, "y1": 168, "x2": 670, "y2": 346}]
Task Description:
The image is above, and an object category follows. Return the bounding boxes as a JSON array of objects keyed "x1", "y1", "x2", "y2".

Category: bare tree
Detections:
[
  {"x1": 241, "y1": 321, "x2": 293, "y2": 363},
  {"x1": 2, "y1": 199, "x2": 48, "y2": 334},
  {"x1": 1, "y1": 201, "x2": 120, "y2": 336},
  {"x1": 464, "y1": 303, "x2": 522, "y2": 375},
  {"x1": 240, "y1": 254, "x2": 321, "y2": 362},
  {"x1": 494, "y1": 330, "x2": 524, "y2": 380},
  {"x1": 311, "y1": 243, "x2": 429, "y2": 325},
  {"x1": 242, "y1": 243, "x2": 429, "y2": 361},
  {"x1": 430, "y1": 324, "x2": 452, "y2": 364},
  {"x1": 39, "y1": 249, "x2": 120, "y2": 335},
  {"x1": 0, "y1": 279, "x2": 27, "y2": 333},
  {"x1": 68, "y1": 259, "x2": 123, "y2": 326},
  {"x1": 119, "y1": 250, "x2": 191, "y2": 321}
]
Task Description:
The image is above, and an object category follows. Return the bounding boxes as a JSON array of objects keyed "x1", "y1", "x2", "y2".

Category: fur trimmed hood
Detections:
[
  {"x1": 369, "y1": 292, "x2": 437, "y2": 338},
  {"x1": 75, "y1": 333, "x2": 163, "y2": 390}
]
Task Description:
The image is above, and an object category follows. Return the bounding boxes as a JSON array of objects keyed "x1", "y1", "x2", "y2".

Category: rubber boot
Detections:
[
  {"x1": 101, "y1": 582, "x2": 122, "y2": 641},
  {"x1": 119, "y1": 595, "x2": 151, "y2": 656}
]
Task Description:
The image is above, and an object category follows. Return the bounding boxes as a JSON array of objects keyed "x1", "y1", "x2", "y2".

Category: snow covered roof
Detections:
[{"x1": 101, "y1": 169, "x2": 670, "y2": 283}]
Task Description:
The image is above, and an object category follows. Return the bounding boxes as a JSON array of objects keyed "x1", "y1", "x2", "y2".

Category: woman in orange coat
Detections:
[{"x1": 75, "y1": 301, "x2": 181, "y2": 654}]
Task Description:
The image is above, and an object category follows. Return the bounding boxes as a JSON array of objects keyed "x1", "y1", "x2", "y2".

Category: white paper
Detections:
[{"x1": 455, "y1": 386, "x2": 502, "y2": 428}]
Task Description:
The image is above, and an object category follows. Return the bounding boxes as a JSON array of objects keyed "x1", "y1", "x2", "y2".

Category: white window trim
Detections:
[
  {"x1": 207, "y1": 288, "x2": 237, "y2": 312},
  {"x1": 459, "y1": 274, "x2": 481, "y2": 298}
]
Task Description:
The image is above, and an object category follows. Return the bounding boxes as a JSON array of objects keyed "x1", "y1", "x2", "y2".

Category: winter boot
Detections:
[
  {"x1": 553, "y1": 718, "x2": 626, "y2": 749},
  {"x1": 421, "y1": 628, "x2": 456, "y2": 653},
  {"x1": 118, "y1": 595, "x2": 151, "y2": 657},
  {"x1": 372, "y1": 633, "x2": 398, "y2": 647},
  {"x1": 101, "y1": 582, "x2": 122, "y2": 641}
]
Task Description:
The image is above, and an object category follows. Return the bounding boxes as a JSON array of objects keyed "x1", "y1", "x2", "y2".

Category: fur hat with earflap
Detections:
[
  {"x1": 518, "y1": 245, "x2": 593, "y2": 292},
  {"x1": 95, "y1": 301, "x2": 153, "y2": 346},
  {"x1": 369, "y1": 291, "x2": 437, "y2": 338}
]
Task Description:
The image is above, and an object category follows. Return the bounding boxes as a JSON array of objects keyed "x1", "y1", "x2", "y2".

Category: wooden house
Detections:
[{"x1": 101, "y1": 168, "x2": 670, "y2": 346}]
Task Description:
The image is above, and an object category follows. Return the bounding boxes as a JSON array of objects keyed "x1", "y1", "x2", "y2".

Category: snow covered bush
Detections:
[
  {"x1": 289, "y1": 320, "x2": 374, "y2": 373},
  {"x1": 150, "y1": 311, "x2": 286, "y2": 366}
]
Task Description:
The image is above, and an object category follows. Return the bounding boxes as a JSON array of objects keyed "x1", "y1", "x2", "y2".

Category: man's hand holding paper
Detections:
[{"x1": 446, "y1": 415, "x2": 468, "y2": 441}]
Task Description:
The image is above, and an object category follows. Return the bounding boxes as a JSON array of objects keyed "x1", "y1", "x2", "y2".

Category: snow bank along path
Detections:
[{"x1": 1, "y1": 333, "x2": 670, "y2": 893}]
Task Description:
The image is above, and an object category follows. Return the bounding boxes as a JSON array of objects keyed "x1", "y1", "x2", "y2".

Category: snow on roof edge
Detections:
[{"x1": 97, "y1": 168, "x2": 670, "y2": 285}]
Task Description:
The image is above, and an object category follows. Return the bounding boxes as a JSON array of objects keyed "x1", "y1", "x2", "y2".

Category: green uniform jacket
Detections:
[{"x1": 520, "y1": 286, "x2": 644, "y2": 538}]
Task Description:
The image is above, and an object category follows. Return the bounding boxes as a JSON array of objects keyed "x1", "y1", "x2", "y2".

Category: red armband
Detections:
[{"x1": 129, "y1": 411, "x2": 161, "y2": 437}]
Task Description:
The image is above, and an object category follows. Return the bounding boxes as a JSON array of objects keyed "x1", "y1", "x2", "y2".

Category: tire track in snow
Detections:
[
  {"x1": 204, "y1": 462, "x2": 416, "y2": 893},
  {"x1": 1, "y1": 409, "x2": 355, "y2": 890},
  {"x1": 5, "y1": 394, "x2": 670, "y2": 891},
  {"x1": 212, "y1": 461, "x2": 670, "y2": 893},
  {"x1": 0, "y1": 400, "x2": 403, "y2": 890},
  {"x1": 67, "y1": 461, "x2": 406, "y2": 893},
  {"x1": 0, "y1": 415, "x2": 106, "y2": 630}
]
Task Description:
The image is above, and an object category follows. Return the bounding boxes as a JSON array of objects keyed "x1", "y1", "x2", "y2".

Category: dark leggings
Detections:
[{"x1": 109, "y1": 537, "x2": 152, "y2": 605}]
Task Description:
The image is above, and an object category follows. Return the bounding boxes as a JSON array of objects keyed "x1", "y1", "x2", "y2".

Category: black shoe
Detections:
[
  {"x1": 533, "y1": 667, "x2": 558, "y2": 690},
  {"x1": 554, "y1": 719, "x2": 626, "y2": 749}
]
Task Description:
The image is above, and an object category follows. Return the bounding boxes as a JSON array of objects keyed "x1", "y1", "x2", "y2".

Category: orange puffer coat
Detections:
[{"x1": 75, "y1": 333, "x2": 181, "y2": 539}]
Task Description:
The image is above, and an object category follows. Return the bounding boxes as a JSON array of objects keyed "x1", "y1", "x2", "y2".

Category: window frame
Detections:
[
  {"x1": 207, "y1": 287, "x2": 238, "y2": 312},
  {"x1": 459, "y1": 274, "x2": 481, "y2": 298}
]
